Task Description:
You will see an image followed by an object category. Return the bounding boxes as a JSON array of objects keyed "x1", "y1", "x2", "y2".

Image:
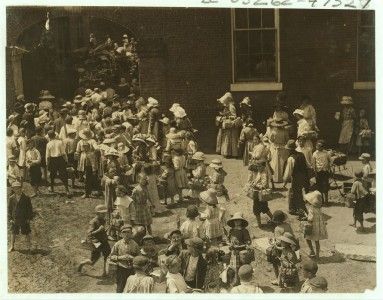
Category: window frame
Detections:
[
  {"x1": 230, "y1": 8, "x2": 281, "y2": 88},
  {"x1": 354, "y1": 10, "x2": 375, "y2": 89}
]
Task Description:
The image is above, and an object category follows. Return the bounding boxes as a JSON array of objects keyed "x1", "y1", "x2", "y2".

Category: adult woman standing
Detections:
[
  {"x1": 336, "y1": 96, "x2": 356, "y2": 154},
  {"x1": 216, "y1": 92, "x2": 239, "y2": 158}
]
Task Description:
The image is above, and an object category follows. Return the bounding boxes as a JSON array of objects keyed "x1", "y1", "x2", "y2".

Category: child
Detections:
[
  {"x1": 248, "y1": 160, "x2": 273, "y2": 227},
  {"x1": 172, "y1": 149, "x2": 188, "y2": 202},
  {"x1": 208, "y1": 159, "x2": 230, "y2": 202},
  {"x1": 227, "y1": 212, "x2": 251, "y2": 247},
  {"x1": 230, "y1": 264, "x2": 263, "y2": 293},
  {"x1": 309, "y1": 276, "x2": 328, "y2": 292},
  {"x1": 312, "y1": 140, "x2": 331, "y2": 206},
  {"x1": 200, "y1": 188, "x2": 225, "y2": 244},
  {"x1": 63, "y1": 128, "x2": 77, "y2": 188},
  {"x1": 160, "y1": 155, "x2": 178, "y2": 207},
  {"x1": 300, "y1": 259, "x2": 319, "y2": 293},
  {"x1": 124, "y1": 256, "x2": 154, "y2": 293},
  {"x1": 359, "y1": 153, "x2": 372, "y2": 189},
  {"x1": 303, "y1": 191, "x2": 328, "y2": 258},
  {"x1": 131, "y1": 174, "x2": 153, "y2": 235},
  {"x1": 115, "y1": 185, "x2": 136, "y2": 226},
  {"x1": 189, "y1": 151, "x2": 207, "y2": 205},
  {"x1": 25, "y1": 139, "x2": 42, "y2": 197},
  {"x1": 108, "y1": 209, "x2": 123, "y2": 241},
  {"x1": 184, "y1": 131, "x2": 198, "y2": 175},
  {"x1": 349, "y1": 171, "x2": 370, "y2": 231},
  {"x1": 238, "y1": 120, "x2": 258, "y2": 166},
  {"x1": 180, "y1": 205, "x2": 201, "y2": 239},
  {"x1": 165, "y1": 255, "x2": 193, "y2": 293},
  {"x1": 276, "y1": 232, "x2": 300, "y2": 289},
  {"x1": 8, "y1": 157, "x2": 21, "y2": 186},
  {"x1": 78, "y1": 204, "x2": 111, "y2": 277},
  {"x1": 17, "y1": 128, "x2": 27, "y2": 181},
  {"x1": 140, "y1": 235, "x2": 158, "y2": 273},
  {"x1": 144, "y1": 163, "x2": 165, "y2": 216},
  {"x1": 356, "y1": 109, "x2": 372, "y2": 155},
  {"x1": 101, "y1": 167, "x2": 119, "y2": 225},
  {"x1": 283, "y1": 139, "x2": 310, "y2": 215}
]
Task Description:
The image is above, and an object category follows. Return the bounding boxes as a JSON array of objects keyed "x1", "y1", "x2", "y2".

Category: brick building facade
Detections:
[{"x1": 7, "y1": 7, "x2": 375, "y2": 151}]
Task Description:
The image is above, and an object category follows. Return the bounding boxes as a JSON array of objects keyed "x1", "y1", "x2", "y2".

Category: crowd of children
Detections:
[{"x1": 7, "y1": 88, "x2": 374, "y2": 294}]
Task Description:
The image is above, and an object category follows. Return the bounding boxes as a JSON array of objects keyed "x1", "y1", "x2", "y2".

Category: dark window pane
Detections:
[
  {"x1": 262, "y1": 9, "x2": 275, "y2": 28},
  {"x1": 262, "y1": 30, "x2": 276, "y2": 53},
  {"x1": 235, "y1": 31, "x2": 249, "y2": 55},
  {"x1": 236, "y1": 54, "x2": 250, "y2": 80},
  {"x1": 249, "y1": 54, "x2": 263, "y2": 78},
  {"x1": 360, "y1": 11, "x2": 374, "y2": 27},
  {"x1": 235, "y1": 9, "x2": 248, "y2": 29},
  {"x1": 249, "y1": 31, "x2": 262, "y2": 54},
  {"x1": 249, "y1": 9, "x2": 261, "y2": 29},
  {"x1": 358, "y1": 26, "x2": 375, "y2": 81},
  {"x1": 250, "y1": 54, "x2": 275, "y2": 79}
]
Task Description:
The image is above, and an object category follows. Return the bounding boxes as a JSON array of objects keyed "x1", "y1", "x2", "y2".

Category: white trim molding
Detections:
[
  {"x1": 230, "y1": 82, "x2": 283, "y2": 92},
  {"x1": 353, "y1": 82, "x2": 375, "y2": 90}
]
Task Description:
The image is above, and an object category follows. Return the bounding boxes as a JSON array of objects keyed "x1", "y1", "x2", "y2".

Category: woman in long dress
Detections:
[{"x1": 337, "y1": 96, "x2": 356, "y2": 154}]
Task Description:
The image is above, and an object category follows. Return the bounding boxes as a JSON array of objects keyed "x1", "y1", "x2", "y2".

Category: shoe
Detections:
[
  {"x1": 8, "y1": 247, "x2": 15, "y2": 253},
  {"x1": 308, "y1": 252, "x2": 316, "y2": 258}
]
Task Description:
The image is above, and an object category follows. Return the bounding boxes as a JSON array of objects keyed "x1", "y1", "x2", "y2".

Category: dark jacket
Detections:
[
  {"x1": 179, "y1": 250, "x2": 207, "y2": 289},
  {"x1": 8, "y1": 193, "x2": 33, "y2": 224},
  {"x1": 291, "y1": 151, "x2": 310, "y2": 191}
]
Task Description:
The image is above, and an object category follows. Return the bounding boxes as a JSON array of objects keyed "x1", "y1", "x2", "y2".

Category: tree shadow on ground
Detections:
[
  {"x1": 30, "y1": 248, "x2": 51, "y2": 256},
  {"x1": 356, "y1": 224, "x2": 376, "y2": 234},
  {"x1": 317, "y1": 253, "x2": 346, "y2": 264},
  {"x1": 365, "y1": 217, "x2": 376, "y2": 223}
]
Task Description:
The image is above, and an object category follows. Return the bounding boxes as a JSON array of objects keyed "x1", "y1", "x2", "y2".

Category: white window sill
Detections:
[
  {"x1": 353, "y1": 82, "x2": 375, "y2": 90},
  {"x1": 230, "y1": 82, "x2": 283, "y2": 92}
]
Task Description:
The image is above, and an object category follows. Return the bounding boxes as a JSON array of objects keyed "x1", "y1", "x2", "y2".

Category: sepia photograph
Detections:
[{"x1": 5, "y1": 3, "x2": 377, "y2": 296}]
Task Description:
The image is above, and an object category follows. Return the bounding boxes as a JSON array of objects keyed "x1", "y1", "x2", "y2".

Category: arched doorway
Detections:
[{"x1": 16, "y1": 15, "x2": 139, "y2": 101}]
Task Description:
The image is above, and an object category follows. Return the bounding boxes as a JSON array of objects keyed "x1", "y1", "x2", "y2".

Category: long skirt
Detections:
[
  {"x1": 270, "y1": 145, "x2": 289, "y2": 183},
  {"x1": 220, "y1": 128, "x2": 239, "y2": 157},
  {"x1": 338, "y1": 119, "x2": 354, "y2": 144},
  {"x1": 29, "y1": 164, "x2": 42, "y2": 186}
]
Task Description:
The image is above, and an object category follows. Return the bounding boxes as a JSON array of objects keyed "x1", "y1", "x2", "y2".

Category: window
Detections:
[
  {"x1": 232, "y1": 9, "x2": 279, "y2": 83},
  {"x1": 356, "y1": 10, "x2": 375, "y2": 82}
]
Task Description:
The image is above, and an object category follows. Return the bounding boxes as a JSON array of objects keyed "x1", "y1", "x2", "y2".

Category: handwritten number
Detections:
[
  {"x1": 201, "y1": 0, "x2": 218, "y2": 3},
  {"x1": 362, "y1": 0, "x2": 371, "y2": 9},
  {"x1": 253, "y1": 0, "x2": 267, "y2": 5},
  {"x1": 309, "y1": 0, "x2": 317, "y2": 7},
  {"x1": 231, "y1": 0, "x2": 239, "y2": 2},
  {"x1": 332, "y1": 0, "x2": 342, "y2": 7},
  {"x1": 271, "y1": 0, "x2": 281, "y2": 5},
  {"x1": 345, "y1": 0, "x2": 356, "y2": 8},
  {"x1": 281, "y1": 0, "x2": 292, "y2": 5},
  {"x1": 242, "y1": 0, "x2": 250, "y2": 4},
  {"x1": 323, "y1": 0, "x2": 331, "y2": 6}
]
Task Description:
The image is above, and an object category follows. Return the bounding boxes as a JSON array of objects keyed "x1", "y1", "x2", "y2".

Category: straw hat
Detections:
[
  {"x1": 340, "y1": 96, "x2": 353, "y2": 105},
  {"x1": 74, "y1": 95, "x2": 83, "y2": 104},
  {"x1": 169, "y1": 103, "x2": 180, "y2": 113},
  {"x1": 94, "y1": 204, "x2": 108, "y2": 213},
  {"x1": 120, "y1": 224, "x2": 133, "y2": 233},
  {"x1": 79, "y1": 128, "x2": 94, "y2": 140},
  {"x1": 66, "y1": 128, "x2": 77, "y2": 136},
  {"x1": 85, "y1": 89, "x2": 94, "y2": 97},
  {"x1": 240, "y1": 97, "x2": 252, "y2": 107},
  {"x1": 227, "y1": 212, "x2": 248, "y2": 228},
  {"x1": 200, "y1": 188, "x2": 218, "y2": 205},
  {"x1": 103, "y1": 138, "x2": 115, "y2": 145},
  {"x1": 174, "y1": 107, "x2": 187, "y2": 118},
  {"x1": 62, "y1": 101, "x2": 74, "y2": 108},
  {"x1": 277, "y1": 232, "x2": 297, "y2": 246},
  {"x1": 117, "y1": 142, "x2": 129, "y2": 154},
  {"x1": 146, "y1": 136, "x2": 156, "y2": 145},
  {"x1": 293, "y1": 109, "x2": 304, "y2": 118},
  {"x1": 142, "y1": 234, "x2": 154, "y2": 242},
  {"x1": 78, "y1": 110, "x2": 87, "y2": 120},
  {"x1": 147, "y1": 97, "x2": 159, "y2": 107},
  {"x1": 105, "y1": 148, "x2": 120, "y2": 158},
  {"x1": 24, "y1": 103, "x2": 36, "y2": 111},
  {"x1": 304, "y1": 190, "x2": 322, "y2": 208},
  {"x1": 159, "y1": 117, "x2": 170, "y2": 125},
  {"x1": 192, "y1": 151, "x2": 205, "y2": 161},
  {"x1": 217, "y1": 92, "x2": 233, "y2": 106},
  {"x1": 358, "y1": 153, "x2": 371, "y2": 160},
  {"x1": 209, "y1": 158, "x2": 223, "y2": 169},
  {"x1": 39, "y1": 90, "x2": 55, "y2": 100},
  {"x1": 11, "y1": 181, "x2": 22, "y2": 188},
  {"x1": 270, "y1": 118, "x2": 288, "y2": 128}
]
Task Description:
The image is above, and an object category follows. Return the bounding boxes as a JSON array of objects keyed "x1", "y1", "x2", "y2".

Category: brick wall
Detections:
[{"x1": 7, "y1": 7, "x2": 375, "y2": 151}]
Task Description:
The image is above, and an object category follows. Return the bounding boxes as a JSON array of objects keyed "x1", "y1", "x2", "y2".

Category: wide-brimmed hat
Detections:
[
  {"x1": 340, "y1": 96, "x2": 353, "y2": 105},
  {"x1": 79, "y1": 128, "x2": 94, "y2": 140},
  {"x1": 186, "y1": 205, "x2": 200, "y2": 219},
  {"x1": 185, "y1": 237, "x2": 204, "y2": 251},
  {"x1": 159, "y1": 117, "x2": 170, "y2": 125},
  {"x1": 62, "y1": 101, "x2": 74, "y2": 108},
  {"x1": 147, "y1": 97, "x2": 159, "y2": 108},
  {"x1": 217, "y1": 92, "x2": 233, "y2": 106},
  {"x1": 132, "y1": 134, "x2": 149, "y2": 145},
  {"x1": 85, "y1": 89, "x2": 94, "y2": 97},
  {"x1": 39, "y1": 90, "x2": 55, "y2": 100},
  {"x1": 270, "y1": 118, "x2": 289, "y2": 128},
  {"x1": 132, "y1": 256, "x2": 149, "y2": 270},
  {"x1": 277, "y1": 232, "x2": 297, "y2": 246},
  {"x1": 285, "y1": 139, "x2": 296, "y2": 150},
  {"x1": 146, "y1": 136, "x2": 156, "y2": 145},
  {"x1": 117, "y1": 142, "x2": 129, "y2": 154},
  {"x1": 94, "y1": 204, "x2": 108, "y2": 213},
  {"x1": 120, "y1": 224, "x2": 133, "y2": 233},
  {"x1": 174, "y1": 107, "x2": 187, "y2": 118},
  {"x1": 103, "y1": 138, "x2": 115, "y2": 145},
  {"x1": 227, "y1": 212, "x2": 248, "y2": 228},
  {"x1": 272, "y1": 210, "x2": 287, "y2": 224},
  {"x1": 67, "y1": 128, "x2": 77, "y2": 135},
  {"x1": 359, "y1": 153, "x2": 371, "y2": 160},
  {"x1": 240, "y1": 97, "x2": 252, "y2": 107},
  {"x1": 169, "y1": 103, "x2": 180, "y2": 113},
  {"x1": 17, "y1": 94, "x2": 25, "y2": 101},
  {"x1": 73, "y1": 95, "x2": 83, "y2": 104},
  {"x1": 293, "y1": 109, "x2": 304, "y2": 118},
  {"x1": 105, "y1": 148, "x2": 120, "y2": 158},
  {"x1": 142, "y1": 234, "x2": 154, "y2": 242},
  {"x1": 304, "y1": 190, "x2": 322, "y2": 208},
  {"x1": 11, "y1": 181, "x2": 22, "y2": 188},
  {"x1": 24, "y1": 103, "x2": 36, "y2": 111},
  {"x1": 209, "y1": 158, "x2": 223, "y2": 169},
  {"x1": 38, "y1": 113, "x2": 50, "y2": 124},
  {"x1": 192, "y1": 151, "x2": 205, "y2": 161},
  {"x1": 200, "y1": 188, "x2": 218, "y2": 205}
]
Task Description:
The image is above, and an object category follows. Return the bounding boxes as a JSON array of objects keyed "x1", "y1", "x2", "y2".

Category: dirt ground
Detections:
[{"x1": 7, "y1": 155, "x2": 376, "y2": 293}]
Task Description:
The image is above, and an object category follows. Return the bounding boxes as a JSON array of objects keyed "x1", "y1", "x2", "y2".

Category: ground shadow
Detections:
[
  {"x1": 154, "y1": 210, "x2": 173, "y2": 218},
  {"x1": 327, "y1": 200, "x2": 346, "y2": 207},
  {"x1": 30, "y1": 248, "x2": 51, "y2": 256},
  {"x1": 316, "y1": 253, "x2": 346, "y2": 264},
  {"x1": 96, "y1": 275, "x2": 115, "y2": 286},
  {"x1": 321, "y1": 212, "x2": 332, "y2": 222},
  {"x1": 365, "y1": 217, "x2": 376, "y2": 223},
  {"x1": 356, "y1": 224, "x2": 376, "y2": 234},
  {"x1": 260, "y1": 285, "x2": 275, "y2": 293},
  {"x1": 332, "y1": 174, "x2": 353, "y2": 181}
]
